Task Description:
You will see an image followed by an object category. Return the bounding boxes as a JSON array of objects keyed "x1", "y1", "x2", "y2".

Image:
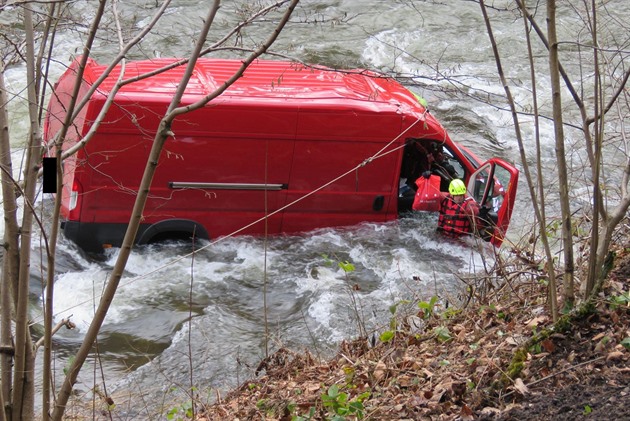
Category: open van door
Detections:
[{"x1": 467, "y1": 159, "x2": 519, "y2": 246}]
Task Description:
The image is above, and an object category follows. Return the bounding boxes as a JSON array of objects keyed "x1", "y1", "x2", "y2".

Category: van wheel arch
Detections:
[{"x1": 137, "y1": 219, "x2": 210, "y2": 245}]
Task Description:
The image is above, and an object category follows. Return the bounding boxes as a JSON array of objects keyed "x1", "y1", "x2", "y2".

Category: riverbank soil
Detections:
[{"x1": 199, "y1": 245, "x2": 630, "y2": 420}]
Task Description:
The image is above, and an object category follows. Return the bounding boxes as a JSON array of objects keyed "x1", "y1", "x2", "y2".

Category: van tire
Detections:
[{"x1": 137, "y1": 219, "x2": 209, "y2": 246}]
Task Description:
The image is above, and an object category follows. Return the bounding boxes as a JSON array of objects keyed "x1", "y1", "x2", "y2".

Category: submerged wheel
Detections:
[{"x1": 137, "y1": 219, "x2": 209, "y2": 246}]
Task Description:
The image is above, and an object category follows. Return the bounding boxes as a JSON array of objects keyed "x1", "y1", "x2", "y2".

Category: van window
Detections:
[
  {"x1": 401, "y1": 139, "x2": 464, "y2": 190},
  {"x1": 432, "y1": 144, "x2": 464, "y2": 191},
  {"x1": 399, "y1": 139, "x2": 468, "y2": 213}
]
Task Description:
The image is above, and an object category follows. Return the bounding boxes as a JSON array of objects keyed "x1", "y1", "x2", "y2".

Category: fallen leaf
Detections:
[
  {"x1": 525, "y1": 316, "x2": 546, "y2": 328},
  {"x1": 479, "y1": 407, "x2": 501, "y2": 416},
  {"x1": 373, "y1": 361, "x2": 387, "y2": 382},
  {"x1": 606, "y1": 351, "x2": 624, "y2": 362},
  {"x1": 410, "y1": 394, "x2": 429, "y2": 407},
  {"x1": 611, "y1": 311, "x2": 620, "y2": 324},
  {"x1": 460, "y1": 404, "x2": 474, "y2": 420},
  {"x1": 541, "y1": 339, "x2": 556, "y2": 353},
  {"x1": 398, "y1": 374, "x2": 413, "y2": 387},
  {"x1": 506, "y1": 335, "x2": 524, "y2": 346},
  {"x1": 429, "y1": 387, "x2": 446, "y2": 403},
  {"x1": 457, "y1": 329, "x2": 467, "y2": 341},
  {"x1": 514, "y1": 378, "x2": 529, "y2": 395},
  {"x1": 306, "y1": 383, "x2": 320, "y2": 392}
]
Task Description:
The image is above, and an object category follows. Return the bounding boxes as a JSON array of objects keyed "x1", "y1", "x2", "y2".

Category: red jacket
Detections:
[{"x1": 437, "y1": 195, "x2": 478, "y2": 236}]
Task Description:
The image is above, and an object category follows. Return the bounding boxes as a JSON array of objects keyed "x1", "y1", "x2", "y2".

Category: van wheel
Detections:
[{"x1": 138, "y1": 219, "x2": 209, "y2": 246}]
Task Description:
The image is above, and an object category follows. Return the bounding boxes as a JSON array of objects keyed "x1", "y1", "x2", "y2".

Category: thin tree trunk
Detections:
[
  {"x1": 584, "y1": 0, "x2": 604, "y2": 296},
  {"x1": 0, "y1": 65, "x2": 20, "y2": 421},
  {"x1": 516, "y1": 0, "x2": 559, "y2": 320},
  {"x1": 36, "y1": 3, "x2": 61, "y2": 417},
  {"x1": 11, "y1": 6, "x2": 43, "y2": 418},
  {"x1": 547, "y1": 0, "x2": 575, "y2": 310},
  {"x1": 42, "y1": 117, "x2": 63, "y2": 421},
  {"x1": 479, "y1": 0, "x2": 559, "y2": 320},
  {"x1": 0, "y1": 257, "x2": 11, "y2": 421}
]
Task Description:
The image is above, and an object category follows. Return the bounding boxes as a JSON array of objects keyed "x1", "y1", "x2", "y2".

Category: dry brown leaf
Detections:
[
  {"x1": 397, "y1": 374, "x2": 413, "y2": 387},
  {"x1": 505, "y1": 336, "x2": 520, "y2": 346},
  {"x1": 457, "y1": 329, "x2": 467, "y2": 341},
  {"x1": 429, "y1": 387, "x2": 446, "y2": 403},
  {"x1": 452, "y1": 323, "x2": 466, "y2": 333},
  {"x1": 541, "y1": 338, "x2": 556, "y2": 353},
  {"x1": 479, "y1": 407, "x2": 501, "y2": 416},
  {"x1": 611, "y1": 311, "x2": 620, "y2": 324},
  {"x1": 460, "y1": 404, "x2": 475, "y2": 420},
  {"x1": 374, "y1": 361, "x2": 387, "y2": 382},
  {"x1": 525, "y1": 316, "x2": 546, "y2": 328},
  {"x1": 306, "y1": 383, "x2": 320, "y2": 392},
  {"x1": 513, "y1": 378, "x2": 529, "y2": 395},
  {"x1": 411, "y1": 392, "x2": 430, "y2": 407},
  {"x1": 606, "y1": 351, "x2": 624, "y2": 361}
]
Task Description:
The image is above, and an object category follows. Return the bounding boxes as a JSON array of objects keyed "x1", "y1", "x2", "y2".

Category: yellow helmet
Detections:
[{"x1": 449, "y1": 179, "x2": 467, "y2": 196}]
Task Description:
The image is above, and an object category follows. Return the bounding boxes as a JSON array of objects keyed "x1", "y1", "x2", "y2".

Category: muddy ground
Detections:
[{"x1": 487, "y1": 253, "x2": 630, "y2": 421}]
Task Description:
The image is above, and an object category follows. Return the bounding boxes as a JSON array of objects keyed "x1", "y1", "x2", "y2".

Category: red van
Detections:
[{"x1": 44, "y1": 58, "x2": 518, "y2": 253}]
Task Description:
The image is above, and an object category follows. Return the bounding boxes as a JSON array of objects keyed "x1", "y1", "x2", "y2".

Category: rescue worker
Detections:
[
  {"x1": 437, "y1": 179, "x2": 479, "y2": 236},
  {"x1": 429, "y1": 142, "x2": 459, "y2": 191}
]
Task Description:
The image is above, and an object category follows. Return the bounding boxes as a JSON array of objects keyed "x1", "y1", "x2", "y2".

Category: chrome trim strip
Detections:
[{"x1": 169, "y1": 182, "x2": 287, "y2": 191}]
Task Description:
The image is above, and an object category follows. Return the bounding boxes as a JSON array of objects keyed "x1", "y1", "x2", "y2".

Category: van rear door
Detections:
[{"x1": 467, "y1": 159, "x2": 519, "y2": 246}]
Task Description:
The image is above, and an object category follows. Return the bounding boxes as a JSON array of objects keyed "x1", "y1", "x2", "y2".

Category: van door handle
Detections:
[{"x1": 373, "y1": 195, "x2": 385, "y2": 211}]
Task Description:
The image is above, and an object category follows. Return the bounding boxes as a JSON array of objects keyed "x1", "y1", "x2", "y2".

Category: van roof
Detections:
[{"x1": 82, "y1": 57, "x2": 424, "y2": 111}]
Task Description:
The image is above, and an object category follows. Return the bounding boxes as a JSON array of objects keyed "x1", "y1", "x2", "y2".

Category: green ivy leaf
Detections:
[
  {"x1": 434, "y1": 326, "x2": 452, "y2": 343},
  {"x1": 338, "y1": 261, "x2": 355, "y2": 273},
  {"x1": 380, "y1": 330, "x2": 395, "y2": 343}
]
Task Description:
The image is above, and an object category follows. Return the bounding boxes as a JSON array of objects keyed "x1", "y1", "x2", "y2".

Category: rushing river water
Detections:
[{"x1": 3, "y1": 0, "x2": 628, "y2": 417}]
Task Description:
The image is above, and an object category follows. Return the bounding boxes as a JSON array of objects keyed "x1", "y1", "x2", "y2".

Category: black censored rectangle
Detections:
[{"x1": 42, "y1": 157, "x2": 57, "y2": 193}]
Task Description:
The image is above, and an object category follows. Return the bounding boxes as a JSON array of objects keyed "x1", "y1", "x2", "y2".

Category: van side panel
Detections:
[
  {"x1": 281, "y1": 106, "x2": 403, "y2": 232},
  {"x1": 72, "y1": 99, "x2": 297, "y2": 248}
]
